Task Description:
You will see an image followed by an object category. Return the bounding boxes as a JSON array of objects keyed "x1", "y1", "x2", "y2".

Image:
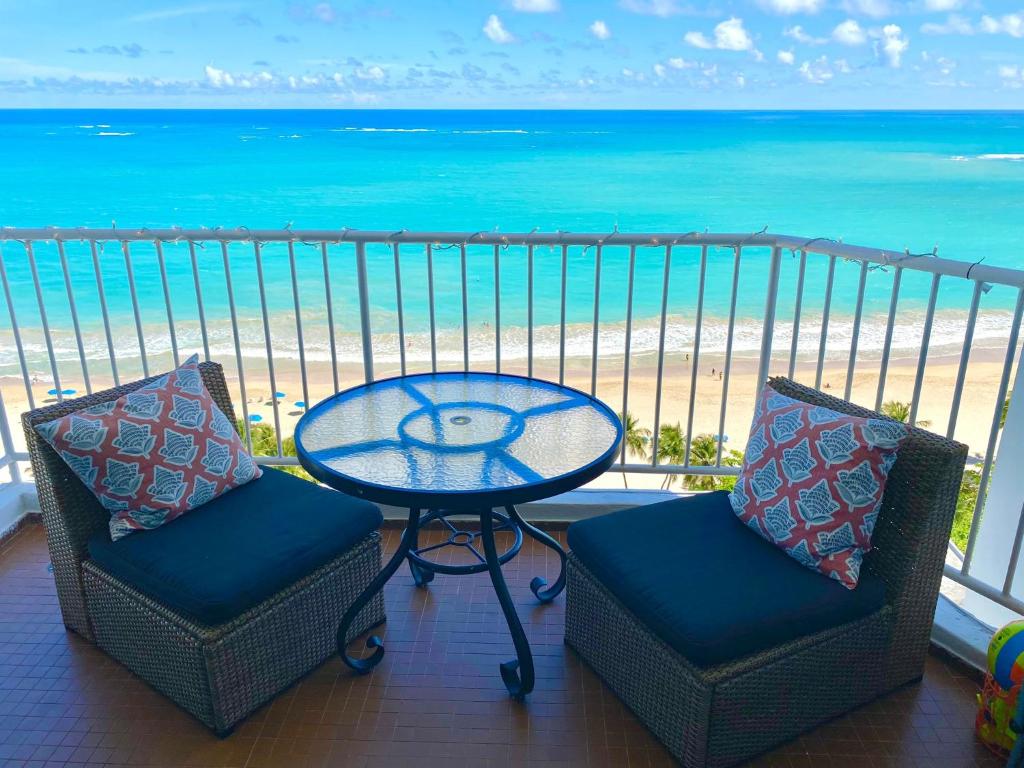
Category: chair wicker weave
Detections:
[
  {"x1": 565, "y1": 376, "x2": 968, "y2": 768},
  {"x1": 22, "y1": 362, "x2": 385, "y2": 735}
]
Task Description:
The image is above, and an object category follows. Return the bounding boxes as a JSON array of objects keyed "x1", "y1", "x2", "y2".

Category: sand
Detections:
[{"x1": 3, "y1": 341, "x2": 1010, "y2": 492}]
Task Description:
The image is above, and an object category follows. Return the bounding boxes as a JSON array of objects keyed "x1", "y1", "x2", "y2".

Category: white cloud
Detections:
[
  {"x1": 686, "y1": 17, "x2": 754, "y2": 51},
  {"x1": 841, "y1": 0, "x2": 893, "y2": 18},
  {"x1": 784, "y1": 25, "x2": 827, "y2": 44},
  {"x1": 204, "y1": 64, "x2": 235, "y2": 87},
  {"x1": 590, "y1": 20, "x2": 611, "y2": 40},
  {"x1": 930, "y1": 55, "x2": 955, "y2": 75},
  {"x1": 355, "y1": 65, "x2": 385, "y2": 81},
  {"x1": 129, "y1": 2, "x2": 242, "y2": 23},
  {"x1": 880, "y1": 23, "x2": 909, "y2": 66},
  {"x1": 923, "y1": 0, "x2": 961, "y2": 10},
  {"x1": 716, "y1": 17, "x2": 754, "y2": 50},
  {"x1": 311, "y1": 2, "x2": 335, "y2": 23},
  {"x1": 997, "y1": 64, "x2": 1024, "y2": 88},
  {"x1": 483, "y1": 14, "x2": 515, "y2": 43},
  {"x1": 512, "y1": 0, "x2": 559, "y2": 11},
  {"x1": 981, "y1": 13, "x2": 1024, "y2": 38},
  {"x1": 736, "y1": 73, "x2": 746, "y2": 86},
  {"x1": 799, "y1": 55, "x2": 834, "y2": 83},
  {"x1": 777, "y1": 49, "x2": 795, "y2": 64},
  {"x1": 619, "y1": 0, "x2": 689, "y2": 17},
  {"x1": 668, "y1": 56, "x2": 694, "y2": 68},
  {"x1": 0, "y1": 60, "x2": 398, "y2": 100},
  {"x1": 921, "y1": 14, "x2": 973, "y2": 34},
  {"x1": 833, "y1": 19, "x2": 867, "y2": 44},
  {"x1": 758, "y1": 0, "x2": 824, "y2": 14},
  {"x1": 654, "y1": 63, "x2": 667, "y2": 77},
  {"x1": 684, "y1": 31, "x2": 713, "y2": 48}
]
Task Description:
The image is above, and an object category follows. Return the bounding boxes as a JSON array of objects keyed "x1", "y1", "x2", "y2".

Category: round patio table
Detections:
[{"x1": 295, "y1": 371, "x2": 622, "y2": 697}]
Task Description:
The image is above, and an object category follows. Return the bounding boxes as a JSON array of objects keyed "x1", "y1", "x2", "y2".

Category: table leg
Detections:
[
  {"x1": 505, "y1": 504, "x2": 567, "y2": 603},
  {"x1": 336, "y1": 506, "x2": 421, "y2": 673},
  {"x1": 480, "y1": 507, "x2": 535, "y2": 698},
  {"x1": 407, "y1": 509, "x2": 435, "y2": 587}
]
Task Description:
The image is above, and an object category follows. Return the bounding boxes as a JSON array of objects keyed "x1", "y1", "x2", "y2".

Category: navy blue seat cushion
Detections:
[
  {"x1": 567, "y1": 491, "x2": 887, "y2": 667},
  {"x1": 88, "y1": 467, "x2": 382, "y2": 626}
]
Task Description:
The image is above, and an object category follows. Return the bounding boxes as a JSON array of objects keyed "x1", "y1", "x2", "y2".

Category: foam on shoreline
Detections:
[{"x1": 0, "y1": 307, "x2": 1013, "y2": 377}]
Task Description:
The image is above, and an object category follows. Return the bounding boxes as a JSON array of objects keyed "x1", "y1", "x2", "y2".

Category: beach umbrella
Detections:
[
  {"x1": 62, "y1": 389, "x2": 76, "y2": 395},
  {"x1": 249, "y1": 414, "x2": 263, "y2": 423},
  {"x1": 47, "y1": 389, "x2": 59, "y2": 396},
  {"x1": 274, "y1": 391, "x2": 286, "y2": 398},
  {"x1": 294, "y1": 401, "x2": 306, "y2": 409}
]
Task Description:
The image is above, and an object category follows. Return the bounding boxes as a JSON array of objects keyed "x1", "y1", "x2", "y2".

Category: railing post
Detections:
[
  {"x1": 756, "y1": 245, "x2": 783, "y2": 386},
  {"x1": 356, "y1": 241, "x2": 375, "y2": 383},
  {"x1": 0, "y1": 388, "x2": 20, "y2": 484},
  {"x1": 962, "y1": 347, "x2": 1024, "y2": 626}
]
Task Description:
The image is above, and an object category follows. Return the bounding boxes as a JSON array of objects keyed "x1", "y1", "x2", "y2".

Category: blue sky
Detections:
[{"x1": 1, "y1": 0, "x2": 1023, "y2": 108}]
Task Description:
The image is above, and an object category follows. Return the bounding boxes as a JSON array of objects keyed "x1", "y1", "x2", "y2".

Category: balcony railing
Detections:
[{"x1": 1, "y1": 226, "x2": 1023, "y2": 620}]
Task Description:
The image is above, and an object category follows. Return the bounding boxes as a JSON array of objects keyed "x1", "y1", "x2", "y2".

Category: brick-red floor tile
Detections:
[{"x1": 0, "y1": 521, "x2": 1005, "y2": 767}]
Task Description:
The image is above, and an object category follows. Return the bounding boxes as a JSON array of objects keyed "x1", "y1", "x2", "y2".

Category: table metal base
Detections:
[
  {"x1": 334, "y1": 504, "x2": 567, "y2": 698},
  {"x1": 406, "y1": 508, "x2": 523, "y2": 585}
]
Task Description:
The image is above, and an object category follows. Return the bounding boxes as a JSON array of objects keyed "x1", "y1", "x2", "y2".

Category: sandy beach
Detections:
[{"x1": 3, "y1": 338, "x2": 1010, "y2": 493}]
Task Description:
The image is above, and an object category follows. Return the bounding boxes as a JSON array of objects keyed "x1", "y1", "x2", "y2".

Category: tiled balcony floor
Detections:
[{"x1": 0, "y1": 520, "x2": 1004, "y2": 768}]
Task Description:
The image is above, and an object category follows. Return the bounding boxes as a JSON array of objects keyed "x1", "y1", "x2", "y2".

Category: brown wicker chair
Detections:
[
  {"x1": 22, "y1": 361, "x2": 385, "y2": 735},
  {"x1": 564, "y1": 376, "x2": 968, "y2": 768}
]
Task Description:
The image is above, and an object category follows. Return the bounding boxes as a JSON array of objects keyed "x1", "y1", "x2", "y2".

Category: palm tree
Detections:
[
  {"x1": 235, "y1": 419, "x2": 314, "y2": 482},
  {"x1": 1002, "y1": 394, "x2": 1011, "y2": 429},
  {"x1": 656, "y1": 422, "x2": 687, "y2": 489},
  {"x1": 880, "y1": 399, "x2": 931, "y2": 428},
  {"x1": 880, "y1": 400, "x2": 910, "y2": 423},
  {"x1": 618, "y1": 411, "x2": 651, "y2": 488},
  {"x1": 684, "y1": 434, "x2": 721, "y2": 491}
]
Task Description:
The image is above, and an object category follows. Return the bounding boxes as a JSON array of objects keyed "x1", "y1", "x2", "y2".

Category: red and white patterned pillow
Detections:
[
  {"x1": 728, "y1": 385, "x2": 907, "y2": 589},
  {"x1": 35, "y1": 355, "x2": 261, "y2": 540}
]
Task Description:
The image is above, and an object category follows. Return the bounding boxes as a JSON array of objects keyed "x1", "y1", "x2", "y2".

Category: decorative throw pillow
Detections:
[
  {"x1": 728, "y1": 385, "x2": 907, "y2": 589},
  {"x1": 35, "y1": 354, "x2": 261, "y2": 540}
]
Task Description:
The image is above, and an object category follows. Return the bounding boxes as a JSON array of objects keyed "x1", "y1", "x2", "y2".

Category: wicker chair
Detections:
[
  {"x1": 22, "y1": 362, "x2": 385, "y2": 735},
  {"x1": 564, "y1": 376, "x2": 968, "y2": 768}
]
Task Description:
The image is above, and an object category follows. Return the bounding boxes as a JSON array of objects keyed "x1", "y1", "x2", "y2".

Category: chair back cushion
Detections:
[
  {"x1": 763, "y1": 377, "x2": 967, "y2": 611},
  {"x1": 34, "y1": 354, "x2": 260, "y2": 540},
  {"x1": 729, "y1": 384, "x2": 907, "y2": 588}
]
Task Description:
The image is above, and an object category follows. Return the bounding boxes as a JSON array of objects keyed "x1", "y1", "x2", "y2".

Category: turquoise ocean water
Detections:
[{"x1": 1, "y1": 109, "x2": 1023, "y2": 373}]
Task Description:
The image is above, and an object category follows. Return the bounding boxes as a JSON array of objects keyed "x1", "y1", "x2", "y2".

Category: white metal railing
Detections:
[{"x1": 0, "y1": 226, "x2": 1023, "y2": 613}]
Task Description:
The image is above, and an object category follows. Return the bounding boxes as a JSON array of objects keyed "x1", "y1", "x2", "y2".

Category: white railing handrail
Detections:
[
  {"x1": 2, "y1": 226, "x2": 1023, "y2": 290},
  {"x1": 2, "y1": 225, "x2": 1024, "y2": 619}
]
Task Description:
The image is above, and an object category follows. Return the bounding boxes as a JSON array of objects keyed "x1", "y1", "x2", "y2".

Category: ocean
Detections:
[{"x1": 1, "y1": 109, "x2": 1023, "y2": 373}]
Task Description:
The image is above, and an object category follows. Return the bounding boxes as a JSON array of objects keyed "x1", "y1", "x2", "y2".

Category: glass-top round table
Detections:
[{"x1": 295, "y1": 372, "x2": 622, "y2": 697}]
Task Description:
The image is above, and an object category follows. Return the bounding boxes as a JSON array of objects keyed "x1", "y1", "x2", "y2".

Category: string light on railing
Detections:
[
  {"x1": 792, "y1": 236, "x2": 837, "y2": 258},
  {"x1": 964, "y1": 255, "x2": 993, "y2": 292},
  {"x1": 596, "y1": 224, "x2": 618, "y2": 248},
  {"x1": 738, "y1": 224, "x2": 768, "y2": 247}
]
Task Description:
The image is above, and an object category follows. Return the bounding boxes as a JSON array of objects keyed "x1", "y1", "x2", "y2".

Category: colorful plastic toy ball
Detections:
[
  {"x1": 976, "y1": 620, "x2": 1024, "y2": 759},
  {"x1": 990, "y1": 620, "x2": 1024, "y2": 690}
]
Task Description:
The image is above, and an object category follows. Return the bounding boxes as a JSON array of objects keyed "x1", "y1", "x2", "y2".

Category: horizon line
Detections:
[{"x1": 3, "y1": 106, "x2": 1024, "y2": 113}]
